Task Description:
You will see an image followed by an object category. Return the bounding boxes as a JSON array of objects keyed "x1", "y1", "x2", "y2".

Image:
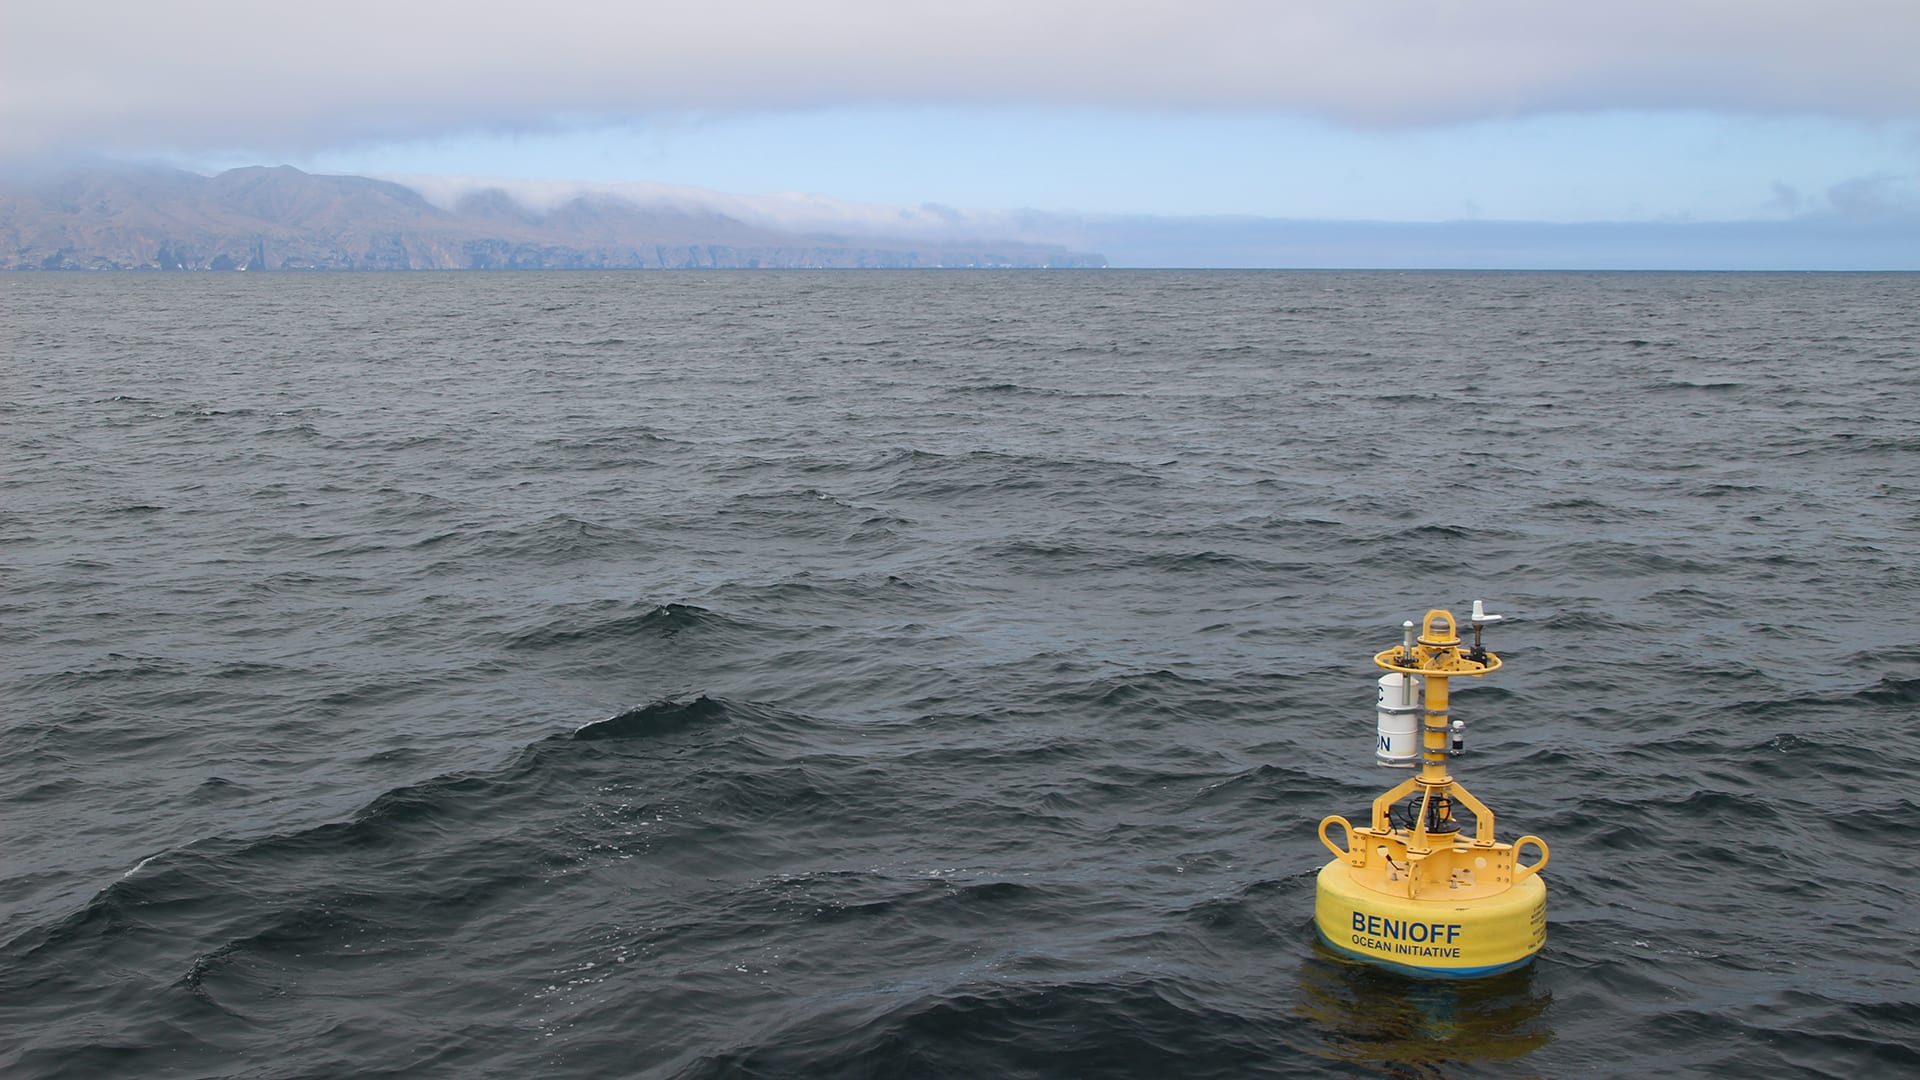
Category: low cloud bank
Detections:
[
  {"x1": 392, "y1": 175, "x2": 1037, "y2": 246},
  {"x1": 387, "y1": 172, "x2": 1920, "y2": 270}
]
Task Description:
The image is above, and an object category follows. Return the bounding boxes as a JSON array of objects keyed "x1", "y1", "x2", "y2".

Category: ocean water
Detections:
[{"x1": 2, "y1": 269, "x2": 1917, "y2": 1079}]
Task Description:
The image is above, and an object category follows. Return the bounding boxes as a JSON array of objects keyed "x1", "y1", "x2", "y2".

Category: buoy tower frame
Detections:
[{"x1": 1313, "y1": 605, "x2": 1549, "y2": 977}]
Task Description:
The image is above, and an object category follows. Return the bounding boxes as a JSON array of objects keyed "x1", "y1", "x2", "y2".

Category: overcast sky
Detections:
[{"x1": 5, "y1": 1, "x2": 1918, "y2": 229}]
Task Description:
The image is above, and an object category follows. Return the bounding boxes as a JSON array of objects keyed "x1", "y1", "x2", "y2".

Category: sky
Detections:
[{"x1": 4, "y1": 2, "x2": 1919, "y2": 264}]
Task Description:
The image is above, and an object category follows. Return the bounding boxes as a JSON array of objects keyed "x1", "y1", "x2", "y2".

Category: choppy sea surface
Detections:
[{"x1": 3, "y1": 270, "x2": 1918, "y2": 1079}]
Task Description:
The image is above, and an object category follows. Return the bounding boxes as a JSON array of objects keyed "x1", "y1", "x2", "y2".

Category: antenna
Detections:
[{"x1": 1468, "y1": 600, "x2": 1504, "y2": 660}]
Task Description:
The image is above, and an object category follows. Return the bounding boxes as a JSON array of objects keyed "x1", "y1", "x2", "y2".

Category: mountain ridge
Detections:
[{"x1": 0, "y1": 165, "x2": 1106, "y2": 270}]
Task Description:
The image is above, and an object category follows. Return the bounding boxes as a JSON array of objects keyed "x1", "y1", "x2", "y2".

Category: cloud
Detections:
[
  {"x1": 1824, "y1": 172, "x2": 1920, "y2": 219},
  {"x1": 4, "y1": 2, "x2": 1917, "y2": 160},
  {"x1": 1770, "y1": 171, "x2": 1920, "y2": 222},
  {"x1": 390, "y1": 174, "x2": 1039, "y2": 243}
]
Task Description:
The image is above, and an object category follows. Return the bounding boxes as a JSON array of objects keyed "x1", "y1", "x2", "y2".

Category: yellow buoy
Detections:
[{"x1": 1313, "y1": 604, "x2": 1549, "y2": 977}]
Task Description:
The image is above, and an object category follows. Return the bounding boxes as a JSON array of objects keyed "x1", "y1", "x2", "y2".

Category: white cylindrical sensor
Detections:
[{"x1": 1376, "y1": 672, "x2": 1421, "y2": 767}]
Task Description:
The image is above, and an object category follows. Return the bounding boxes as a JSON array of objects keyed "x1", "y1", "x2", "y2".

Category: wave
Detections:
[
  {"x1": 678, "y1": 973, "x2": 1285, "y2": 1080},
  {"x1": 501, "y1": 602, "x2": 753, "y2": 651}
]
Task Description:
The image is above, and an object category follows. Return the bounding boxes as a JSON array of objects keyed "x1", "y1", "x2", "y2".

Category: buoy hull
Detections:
[{"x1": 1314, "y1": 858, "x2": 1545, "y2": 978}]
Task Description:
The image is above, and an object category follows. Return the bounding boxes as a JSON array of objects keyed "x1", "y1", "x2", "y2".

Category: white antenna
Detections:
[{"x1": 1470, "y1": 599, "x2": 1504, "y2": 625}]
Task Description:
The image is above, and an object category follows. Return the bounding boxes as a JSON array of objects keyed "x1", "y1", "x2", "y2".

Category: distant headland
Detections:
[{"x1": 0, "y1": 165, "x2": 1107, "y2": 271}]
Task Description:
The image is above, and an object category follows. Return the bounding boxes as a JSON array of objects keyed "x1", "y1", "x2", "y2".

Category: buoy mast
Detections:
[{"x1": 1313, "y1": 603, "x2": 1549, "y2": 977}]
